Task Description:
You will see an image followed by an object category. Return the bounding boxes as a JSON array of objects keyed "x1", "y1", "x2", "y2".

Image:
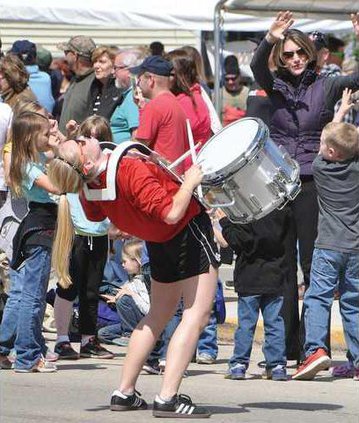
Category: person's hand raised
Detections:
[{"x1": 267, "y1": 11, "x2": 294, "y2": 42}]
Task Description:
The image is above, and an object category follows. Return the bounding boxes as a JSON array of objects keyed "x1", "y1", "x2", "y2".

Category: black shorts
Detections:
[{"x1": 146, "y1": 212, "x2": 220, "y2": 283}]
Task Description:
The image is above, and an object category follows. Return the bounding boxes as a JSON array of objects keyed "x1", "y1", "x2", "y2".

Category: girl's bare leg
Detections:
[
  {"x1": 118, "y1": 280, "x2": 182, "y2": 394},
  {"x1": 159, "y1": 266, "x2": 218, "y2": 399}
]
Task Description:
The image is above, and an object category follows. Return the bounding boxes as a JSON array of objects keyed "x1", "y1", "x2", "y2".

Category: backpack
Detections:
[{"x1": 0, "y1": 195, "x2": 28, "y2": 261}]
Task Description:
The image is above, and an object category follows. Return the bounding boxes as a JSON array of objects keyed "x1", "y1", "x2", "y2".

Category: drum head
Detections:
[{"x1": 197, "y1": 118, "x2": 261, "y2": 175}]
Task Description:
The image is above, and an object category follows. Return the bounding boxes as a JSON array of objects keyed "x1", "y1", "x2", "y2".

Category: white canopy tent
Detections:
[
  {"x1": 0, "y1": 0, "x2": 357, "y2": 31},
  {"x1": 213, "y1": 0, "x2": 359, "y2": 112}
]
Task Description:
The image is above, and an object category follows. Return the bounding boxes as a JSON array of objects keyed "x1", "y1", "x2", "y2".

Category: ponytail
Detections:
[
  {"x1": 52, "y1": 194, "x2": 74, "y2": 288},
  {"x1": 47, "y1": 156, "x2": 84, "y2": 288}
]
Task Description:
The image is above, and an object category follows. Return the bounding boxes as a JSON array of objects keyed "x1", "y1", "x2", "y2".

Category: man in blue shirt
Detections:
[
  {"x1": 110, "y1": 49, "x2": 145, "y2": 144},
  {"x1": 10, "y1": 40, "x2": 55, "y2": 113}
]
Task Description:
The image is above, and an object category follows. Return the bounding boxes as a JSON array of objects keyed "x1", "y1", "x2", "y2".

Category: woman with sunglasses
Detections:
[{"x1": 250, "y1": 11, "x2": 359, "y2": 364}]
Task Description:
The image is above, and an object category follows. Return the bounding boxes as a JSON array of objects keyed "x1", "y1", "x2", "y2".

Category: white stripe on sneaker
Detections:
[
  {"x1": 181, "y1": 405, "x2": 190, "y2": 414},
  {"x1": 188, "y1": 406, "x2": 195, "y2": 415},
  {"x1": 176, "y1": 403, "x2": 185, "y2": 413}
]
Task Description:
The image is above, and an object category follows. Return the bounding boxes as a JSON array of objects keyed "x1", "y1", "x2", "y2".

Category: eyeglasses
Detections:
[
  {"x1": 74, "y1": 138, "x2": 89, "y2": 174},
  {"x1": 224, "y1": 75, "x2": 239, "y2": 82},
  {"x1": 114, "y1": 65, "x2": 128, "y2": 71},
  {"x1": 282, "y1": 48, "x2": 307, "y2": 60}
]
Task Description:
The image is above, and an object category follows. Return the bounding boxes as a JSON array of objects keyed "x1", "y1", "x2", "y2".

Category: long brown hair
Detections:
[
  {"x1": 10, "y1": 111, "x2": 50, "y2": 197},
  {"x1": 0, "y1": 54, "x2": 29, "y2": 93},
  {"x1": 166, "y1": 49, "x2": 199, "y2": 104}
]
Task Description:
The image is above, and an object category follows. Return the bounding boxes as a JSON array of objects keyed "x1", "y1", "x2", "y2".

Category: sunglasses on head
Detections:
[
  {"x1": 332, "y1": 51, "x2": 345, "y2": 60},
  {"x1": 282, "y1": 48, "x2": 307, "y2": 60}
]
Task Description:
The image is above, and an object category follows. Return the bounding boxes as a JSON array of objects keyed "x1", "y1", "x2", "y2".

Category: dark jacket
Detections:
[
  {"x1": 219, "y1": 209, "x2": 290, "y2": 296},
  {"x1": 251, "y1": 39, "x2": 359, "y2": 175},
  {"x1": 59, "y1": 69, "x2": 95, "y2": 133},
  {"x1": 11, "y1": 202, "x2": 57, "y2": 270},
  {"x1": 88, "y1": 77, "x2": 123, "y2": 120}
]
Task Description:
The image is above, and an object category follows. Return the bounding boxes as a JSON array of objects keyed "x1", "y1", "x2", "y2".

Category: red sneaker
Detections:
[{"x1": 292, "y1": 348, "x2": 331, "y2": 380}]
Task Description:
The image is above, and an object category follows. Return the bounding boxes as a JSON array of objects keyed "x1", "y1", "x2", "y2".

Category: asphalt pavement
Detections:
[{"x1": 1, "y1": 333, "x2": 358, "y2": 423}]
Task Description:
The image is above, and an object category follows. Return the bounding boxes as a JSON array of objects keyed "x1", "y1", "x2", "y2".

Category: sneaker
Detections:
[
  {"x1": 80, "y1": 337, "x2": 114, "y2": 359},
  {"x1": 159, "y1": 359, "x2": 166, "y2": 374},
  {"x1": 0, "y1": 355, "x2": 13, "y2": 370},
  {"x1": 354, "y1": 368, "x2": 359, "y2": 381},
  {"x1": 263, "y1": 365, "x2": 287, "y2": 381},
  {"x1": 55, "y1": 342, "x2": 79, "y2": 360},
  {"x1": 153, "y1": 393, "x2": 211, "y2": 418},
  {"x1": 110, "y1": 390, "x2": 147, "y2": 411},
  {"x1": 142, "y1": 360, "x2": 161, "y2": 375},
  {"x1": 14, "y1": 356, "x2": 57, "y2": 373},
  {"x1": 330, "y1": 362, "x2": 355, "y2": 378},
  {"x1": 196, "y1": 353, "x2": 216, "y2": 365},
  {"x1": 45, "y1": 349, "x2": 59, "y2": 362},
  {"x1": 225, "y1": 363, "x2": 246, "y2": 380},
  {"x1": 292, "y1": 348, "x2": 331, "y2": 380}
]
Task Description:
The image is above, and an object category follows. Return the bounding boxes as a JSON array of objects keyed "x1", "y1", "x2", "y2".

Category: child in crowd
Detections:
[
  {"x1": 98, "y1": 239, "x2": 150, "y2": 346},
  {"x1": 0, "y1": 108, "x2": 61, "y2": 372},
  {"x1": 218, "y1": 208, "x2": 289, "y2": 381},
  {"x1": 53, "y1": 115, "x2": 113, "y2": 360},
  {"x1": 293, "y1": 120, "x2": 359, "y2": 381}
]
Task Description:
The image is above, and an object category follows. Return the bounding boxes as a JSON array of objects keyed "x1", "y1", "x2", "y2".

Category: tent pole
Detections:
[{"x1": 214, "y1": 0, "x2": 226, "y2": 116}]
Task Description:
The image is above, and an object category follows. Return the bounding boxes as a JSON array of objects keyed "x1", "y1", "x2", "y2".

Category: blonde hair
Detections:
[
  {"x1": 47, "y1": 148, "x2": 85, "y2": 288},
  {"x1": 10, "y1": 111, "x2": 50, "y2": 197},
  {"x1": 321, "y1": 122, "x2": 359, "y2": 160},
  {"x1": 122, "y1": 239, "x2": 143, "y2": 266},
  {"x1": 91, "y1": 46, "x2": 118, "y2": 64}
]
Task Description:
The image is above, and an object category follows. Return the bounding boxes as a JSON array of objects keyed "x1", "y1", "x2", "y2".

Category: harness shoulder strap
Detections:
[{"x1": 83, "y1": 141, "x2": 152, "y2": 201}]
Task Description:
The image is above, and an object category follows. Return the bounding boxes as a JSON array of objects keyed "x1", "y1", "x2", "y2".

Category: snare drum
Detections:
[{"x1": 196, "y1": 118, "x2": 301, "y2": 224}]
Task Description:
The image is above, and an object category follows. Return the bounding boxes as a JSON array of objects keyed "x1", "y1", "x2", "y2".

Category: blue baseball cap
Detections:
[
  {"x1": 129, "y1": 55, "x2": 173, "y2": 77},
  {"x1": 10, "y1": 40, "x2": 37, "y2": 59}
]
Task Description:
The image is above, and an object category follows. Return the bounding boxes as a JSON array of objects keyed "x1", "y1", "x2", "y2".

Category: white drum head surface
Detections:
[{"x1": 197, "y1": 119, "x2": 260, "y2": 175}]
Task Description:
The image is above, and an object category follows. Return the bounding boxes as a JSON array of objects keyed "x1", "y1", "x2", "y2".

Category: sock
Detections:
[
  {"x1": 113, "y1": 390, "x2": 134, "y2": 398},
  {"x1": 56, "y1": 335, "x2": 70, "y2": 345},
  {"x1": 156, "y1": 394, "x2": 175, "y2": 403},
  {"x1": 81, "y1": 335, "x2": 93, "y2": 346}
]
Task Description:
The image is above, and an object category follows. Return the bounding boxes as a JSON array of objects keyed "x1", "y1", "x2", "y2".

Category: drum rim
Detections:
[{"x1": 200, "y1": 117, "x2": 269, "y2": 184}]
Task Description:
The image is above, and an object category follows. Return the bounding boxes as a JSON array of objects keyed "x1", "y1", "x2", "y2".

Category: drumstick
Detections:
[
  {"x1": 168, "y1": 142, "x2": 201, "y2": 170},
  {"x1": 186, "y1": 119, "x2": 203, "y2": 199}
]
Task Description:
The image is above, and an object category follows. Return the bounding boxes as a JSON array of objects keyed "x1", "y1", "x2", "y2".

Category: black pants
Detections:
[
  {"x1": 281, "y1": 178, "x2": 331, "y2": 361},
  {"x1": 56, "y1": 234, "x2": 108, "y2": 335}
]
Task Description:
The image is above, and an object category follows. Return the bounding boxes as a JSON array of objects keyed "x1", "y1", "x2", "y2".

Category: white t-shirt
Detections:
[{"x1": 0, "y1": 103, "x2": 13, "y2": 191}]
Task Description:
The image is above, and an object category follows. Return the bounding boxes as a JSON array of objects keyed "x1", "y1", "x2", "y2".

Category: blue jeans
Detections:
[
  {"x1": 304, "y1": 248, "x2": 359, "y2": 367},
  {"x1": 229, "y1": 294, "x2": 286, "y2": 369},
  {"x1": 98, "y1": 295, "x2": 144, "y2": 341},
  {"x1": 197, "y1": 310, "x2": 218, "y2": 359},
  {"x1": 0, "y1": 246, "x2": 51, "y2": 369}
]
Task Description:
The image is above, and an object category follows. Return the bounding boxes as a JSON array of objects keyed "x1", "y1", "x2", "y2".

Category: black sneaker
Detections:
[
  {"x1": 80, "y1": 337, "x2": 114, "y2": 359},
  {"x1": 54, "y1": 342, "x2": 79, "y2": 360},
  {"x1": 153, "y1": 394, "x2": 211, "y2": 418},
  {"x1": 142, "y1": 359, "x2": 161, "y2": 375},
  {"x1": 110, "y1": 390, "x2": 148, "y2": 411}
]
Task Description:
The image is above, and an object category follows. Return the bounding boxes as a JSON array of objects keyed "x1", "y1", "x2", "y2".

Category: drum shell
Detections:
[{"x1": 200, "y1": 133, "x2": 301, "y2": 224}]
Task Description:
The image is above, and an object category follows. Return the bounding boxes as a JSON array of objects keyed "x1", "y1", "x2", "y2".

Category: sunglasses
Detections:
[
  {"x1": 282, "y1": 48, "x2": 307, "y2": 60},
  {"x1": 225, "y1": 75, "x2": 239, "y2": 82},
  {"x1": 331, "y1": 51, "x2": 345, "y2": 60}
]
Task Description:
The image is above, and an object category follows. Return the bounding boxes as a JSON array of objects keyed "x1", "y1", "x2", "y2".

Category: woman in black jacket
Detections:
[{"x1": 89, "y1": 46, "x2": 122, "y2": 120}]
